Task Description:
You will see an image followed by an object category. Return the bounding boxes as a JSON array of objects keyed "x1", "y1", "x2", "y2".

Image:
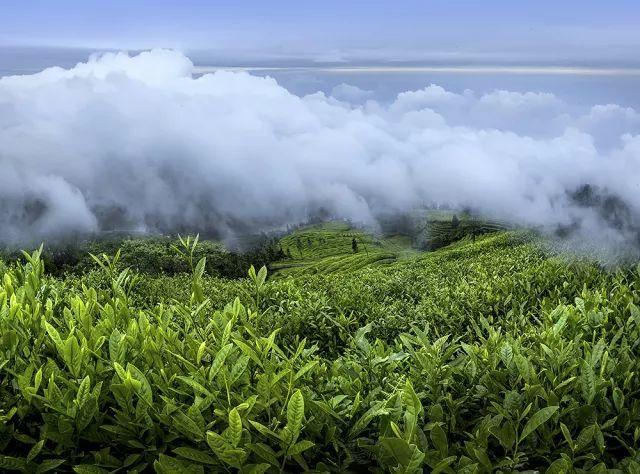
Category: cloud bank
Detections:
[{"x1": 1, "y1": 50, "x2": 640, "y2": 255}]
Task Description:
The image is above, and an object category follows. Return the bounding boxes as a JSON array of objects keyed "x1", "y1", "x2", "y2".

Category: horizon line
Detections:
[{"x1": 193, "y1": 64, "x2": 640, "y2": 76}]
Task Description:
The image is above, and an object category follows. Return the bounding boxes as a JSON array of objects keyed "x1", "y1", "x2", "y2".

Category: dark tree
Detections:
[
  {"x1": 295, "y1": 238, "x2": 303, "y2": 257},
  {"x1": 351, "y1": 238, "x2": 358, "y2": 253}
]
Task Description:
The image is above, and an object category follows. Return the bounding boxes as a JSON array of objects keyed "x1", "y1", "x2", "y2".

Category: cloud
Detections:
[
  {"x1": 390, "y1": 84, "x2": 471, "y2": 114},
  {"x1": 1, "y1": 49, "x2": 639, "y2": 257},
  {"x1": 572, "y1": 104, "x2": 640, "y2": 150},
  {"x1": 330, "y1": 83, "x2": 373, "y2": 103}
]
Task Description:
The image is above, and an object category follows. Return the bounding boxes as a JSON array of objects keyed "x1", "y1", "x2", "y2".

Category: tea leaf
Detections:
[{"x1": 520, "y1": 406, "x2": 559, "y2": 442}]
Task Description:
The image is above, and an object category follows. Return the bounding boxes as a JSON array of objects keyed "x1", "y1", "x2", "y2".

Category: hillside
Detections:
[
  {"x1": 0, "y1": 228, "x2": 639, "y2": 472},
  {"x1": 272, "y1": 221, "x2": 418, "y2": 277}
]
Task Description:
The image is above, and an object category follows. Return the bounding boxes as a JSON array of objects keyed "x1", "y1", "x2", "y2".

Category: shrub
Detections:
[{"x1": 0, "y1": 236, "x2": 639, "y2": 471}]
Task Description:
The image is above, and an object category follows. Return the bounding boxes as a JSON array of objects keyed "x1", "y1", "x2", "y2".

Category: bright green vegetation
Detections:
[
  {"x1": 1, "y1": 230, "x2": 640, "y2": 472},
  {"x1": 273, "y1": 222, "x2": 417, "y2": 277}
]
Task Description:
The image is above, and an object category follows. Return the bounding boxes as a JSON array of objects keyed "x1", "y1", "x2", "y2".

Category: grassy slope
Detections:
[
  {"x1": 272, "y1": 221, "x2": 419, "y2": 277},
  {"x1": 412, "y1": 210, "x2": 509, "y2": 250},
  {"x1": 270, "y1": 215, "x2": 508, "y2": 277}
]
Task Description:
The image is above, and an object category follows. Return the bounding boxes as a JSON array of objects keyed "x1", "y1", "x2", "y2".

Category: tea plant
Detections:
[{"x1": 1, "y1": 232, "x2": 640, "y2": 472}]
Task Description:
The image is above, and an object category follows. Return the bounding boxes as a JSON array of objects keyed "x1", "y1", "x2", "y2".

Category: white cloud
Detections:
[
  {"x1": 390, "y1": 84, "x2": 471, "y2": 114},
  {"x1": 1, "y1": 49, "x2": 639, "y2": 254},
  {"x1": 330, "y1": 83, "x2": 373, "y2": 103},
  {"x1": 572, "y1": 104, "x2": 640, "y2": 150}
]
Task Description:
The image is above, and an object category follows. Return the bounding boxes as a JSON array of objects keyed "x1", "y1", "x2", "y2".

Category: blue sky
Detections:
[{"x1": 1, "y1": 1, "x2": 639, "y2": 66}]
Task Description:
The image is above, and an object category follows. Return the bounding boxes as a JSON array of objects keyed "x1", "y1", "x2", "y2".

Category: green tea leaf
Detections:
[
  {"x1": 208, "y1": 343, "x2": 234, "y2": 381},
  {"x1": 173, "y1": 447, "x2": 217, "y2": 465},
  {"x1": 581, "y1": 362, "x2": 596, "y2": 404},
  {"x1": 286, "y1": 390, "x2": 305, "y2": 444},
  {"x1": 27, "y1": 440, "x2": 44, "y2": 463},
  {"x1": 228, "y1": 408, "x2": 243, "y2": 448},
  {"x1": 520, "y1": 406, "x2": 559, "y2": 442}
]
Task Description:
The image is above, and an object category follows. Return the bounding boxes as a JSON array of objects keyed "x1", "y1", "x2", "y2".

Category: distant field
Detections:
[
  {"x1": 271, "y1": 213, "x2": 507, "y2": 277},
  {"x1": 413, "y1": 210, "x2": 509, "y2": 250},
  {"x1": 272, "y1": 221, "x2": 419, "y2": 277}
]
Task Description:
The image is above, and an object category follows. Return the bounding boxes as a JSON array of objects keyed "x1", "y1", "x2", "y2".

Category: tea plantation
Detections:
[{"x1": 1, "y1": 228, "x2": 640, "y2": 473}]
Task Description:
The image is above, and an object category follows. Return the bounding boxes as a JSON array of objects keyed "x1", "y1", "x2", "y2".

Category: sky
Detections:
[{"x1": 1, "y1": 1, "x2": 639, "y2": 66}]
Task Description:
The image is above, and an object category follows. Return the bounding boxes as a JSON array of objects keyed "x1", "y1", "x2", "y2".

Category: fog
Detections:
[{"x1": 1, "y1": 50, "x2": 640, "y2": 256}]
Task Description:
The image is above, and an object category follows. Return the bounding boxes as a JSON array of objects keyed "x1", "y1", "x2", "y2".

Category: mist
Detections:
[{"x1": 1, "y1": 49, "x2": 640, "y2": 256}]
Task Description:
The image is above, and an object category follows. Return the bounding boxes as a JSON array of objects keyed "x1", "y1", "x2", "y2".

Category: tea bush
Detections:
[
  {"x1": 1, "y1": 233, "x2": 640, "y2": 472},
  {"x1": 2, "y1": 235, "x2": 284, "y2": 279}
]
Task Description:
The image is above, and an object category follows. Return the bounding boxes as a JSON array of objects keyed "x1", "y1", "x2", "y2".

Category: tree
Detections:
[
  {"x1": 295, "y1": 238, "x2": 303, "y2": 257},
  {"x1": 352, "y1": 238, "x2": 358, "y2": 253},
  {"x1": 451, "y1": 214, "x2": 460, "y2": 228}
]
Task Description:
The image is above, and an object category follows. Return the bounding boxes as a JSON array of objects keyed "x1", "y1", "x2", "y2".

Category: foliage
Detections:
[
  {"x1": 272, "y1": 222, "x2": 417, "y2": 278},
  {"x1": 415, "y1": 212, "x2": 508, "y2": 251},
  {"x1": 2, "y1": 235, "x2": 284, "y2": 279},
  {"x1": 0, "y1": 232, "x2": 640, "y2": 472}
]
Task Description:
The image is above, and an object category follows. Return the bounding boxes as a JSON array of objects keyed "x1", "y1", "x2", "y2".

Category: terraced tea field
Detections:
[{"x1": 272, "y1": 222, "x2": 418, "y2": 277}]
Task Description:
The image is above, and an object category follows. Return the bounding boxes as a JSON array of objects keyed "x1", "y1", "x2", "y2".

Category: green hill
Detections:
[
  {"x1": 412, "y1": 210, "x2": 509, "y2": 250},
  {"x1": 272, "y1": 221, "x2": 418, "y2": 277}
]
